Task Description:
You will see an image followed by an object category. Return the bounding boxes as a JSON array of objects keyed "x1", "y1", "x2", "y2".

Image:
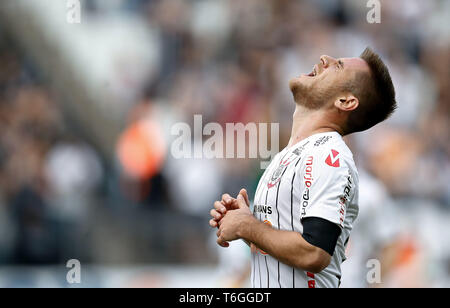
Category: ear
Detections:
[{"x1": 334, "y1": 95, "x2": 359, "y2": 112}]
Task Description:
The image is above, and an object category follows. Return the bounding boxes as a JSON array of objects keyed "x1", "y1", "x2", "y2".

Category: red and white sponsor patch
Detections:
[{"x1": 325, "y1": 149, "x2": 340, "y2": 167}]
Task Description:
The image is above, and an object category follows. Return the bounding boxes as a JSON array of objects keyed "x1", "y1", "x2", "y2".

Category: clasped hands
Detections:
[{"x1": 209, "y1": 189, "x2": 254, "y2": 248}]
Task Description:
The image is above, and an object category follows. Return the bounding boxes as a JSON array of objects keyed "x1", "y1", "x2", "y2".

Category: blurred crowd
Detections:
[
  {"x1": 0, "y1": 0, "x2": 449, "y2": 287},
  {"x1": 0, "y1": 35, "x2": 104, "y2": 264}
]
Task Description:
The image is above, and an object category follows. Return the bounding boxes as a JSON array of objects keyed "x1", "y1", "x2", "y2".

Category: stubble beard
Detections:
[
  {"x1": 290, "y1": 80, "x2": 327, "y2": 110},
  {"x1": 290, "y1": 77, "x2": 345, "y2": 112}
]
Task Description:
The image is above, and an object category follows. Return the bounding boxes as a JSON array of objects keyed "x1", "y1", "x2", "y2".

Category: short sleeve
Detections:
[{"x1": 298, "y1": 149, "x2": 355, "y2": 229}]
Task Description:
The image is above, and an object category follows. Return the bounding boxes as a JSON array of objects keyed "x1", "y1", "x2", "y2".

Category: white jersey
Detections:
[{"x1": 251, "y1": 131, "x2": 359, "y2": 288}]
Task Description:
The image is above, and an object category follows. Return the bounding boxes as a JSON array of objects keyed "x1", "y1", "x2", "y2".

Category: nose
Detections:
[{"x1": 320, "y1": 55, "x2": 337, "y2": 68}]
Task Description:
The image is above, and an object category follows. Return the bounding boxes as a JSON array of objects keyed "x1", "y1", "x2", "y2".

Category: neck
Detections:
[{"x1": 287, "y1": 104, "x2": 342, "y2": 148}]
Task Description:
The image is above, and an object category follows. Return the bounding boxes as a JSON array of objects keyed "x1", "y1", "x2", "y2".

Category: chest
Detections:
[{"x1": 253, "y1": 150, "x2": 306, "y2": 220}]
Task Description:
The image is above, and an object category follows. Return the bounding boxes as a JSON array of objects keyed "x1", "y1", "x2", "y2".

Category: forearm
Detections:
[{"x1": 238, "y1": 215, "x2": 329, "y2": 273}]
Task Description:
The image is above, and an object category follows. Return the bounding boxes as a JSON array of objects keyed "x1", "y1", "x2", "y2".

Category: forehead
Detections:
[{"x1": 341, "y1": 57, "x2": 370, "y2": 72}]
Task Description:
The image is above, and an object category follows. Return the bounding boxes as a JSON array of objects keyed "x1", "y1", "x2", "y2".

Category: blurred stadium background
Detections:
[{"x1": 0, "y1": 0, "x2": 448, "y2": 287}]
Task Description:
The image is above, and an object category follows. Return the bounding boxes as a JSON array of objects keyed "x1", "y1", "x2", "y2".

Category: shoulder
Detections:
[
  {"x1": 297, "y1": 133, "x2": 359, "y2": 183},
  {"x1": 307, "y1": 133, "x2": 355, "y2": 163}
]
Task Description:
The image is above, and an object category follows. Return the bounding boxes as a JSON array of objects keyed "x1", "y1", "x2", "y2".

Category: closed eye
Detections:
[{"x1": 337, "y1": 60, "x2": 344, "y2": 69}]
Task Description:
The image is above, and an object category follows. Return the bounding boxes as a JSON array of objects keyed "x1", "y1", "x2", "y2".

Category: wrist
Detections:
[{"x1": 237, "y1": 213, "x2": 256, "y2": 240}]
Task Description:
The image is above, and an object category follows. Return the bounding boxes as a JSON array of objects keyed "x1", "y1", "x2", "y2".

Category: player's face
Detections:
[{"x1": 289, "y1": 55, "x2": 369, "y2": 109}]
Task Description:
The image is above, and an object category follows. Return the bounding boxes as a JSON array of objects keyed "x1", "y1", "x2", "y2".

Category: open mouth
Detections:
[{"x1": 306, "y1": 65, "x2": 317, "y2": 77}]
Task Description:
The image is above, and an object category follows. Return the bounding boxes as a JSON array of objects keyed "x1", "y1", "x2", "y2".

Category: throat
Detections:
[{"x1": 288, "y1": 107, "x2": 340, "y2": 148}]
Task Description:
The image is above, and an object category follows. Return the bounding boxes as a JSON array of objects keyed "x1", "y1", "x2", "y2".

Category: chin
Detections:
[
  {"x1": 289, "y1": 76, "x2": 309, "y2": 97},
  {"x1": 289, "y1": 76, "x2": 303, "y2": 92},
  {"x1": 289, "y1": 77, "x2": 320, "y2": 107}
]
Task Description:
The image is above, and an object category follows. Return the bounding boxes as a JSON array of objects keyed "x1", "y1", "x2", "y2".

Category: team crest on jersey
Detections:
[
  {"x1": 267, "y1": 154, "x2": 297, "y2": 189},
  {"x1": 267, "y1": 163, "x2": 287, "y2": 189},
  {"x1": 267, "y1": 142, "x2": 309, "y2": 189}
]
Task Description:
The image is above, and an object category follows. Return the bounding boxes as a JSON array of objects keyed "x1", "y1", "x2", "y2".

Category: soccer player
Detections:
[{"x1": 208, "y1": 48, "x2": 397, "y2": 288}]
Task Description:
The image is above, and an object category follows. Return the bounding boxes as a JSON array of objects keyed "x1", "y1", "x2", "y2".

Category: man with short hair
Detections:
[{"x1": 209, "y1": 48, "x2": 397, "y2": 288}]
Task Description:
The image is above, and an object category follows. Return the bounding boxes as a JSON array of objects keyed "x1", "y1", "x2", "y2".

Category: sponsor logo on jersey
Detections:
[
  {"x1": 304, "y1": 155, "x2": 313, "y2": 187},
  {"x1": 292, "y1": 140, "x2": 309, "y2": 156},
  {"x1": 338, "y1": 173, "x2": 353, "y2": 226},
  {"x1": 301, "y1": 188, "x2": 309, "y2": 217},
  {"x1": 314, "y1": 136, "x2": 332, "y2": 147},
  {"x1": 301, "y1": 156, "x2": 314, "y2": 217},
  {"x1": 263, "y1": 219, "x2": 272, "y2": 226},
  {"x1": 253, "y1": 204, "x2": 273, "y2": 215},
  {"x1": 325, "y1": 149, "x2": 340, "y2": 167}
]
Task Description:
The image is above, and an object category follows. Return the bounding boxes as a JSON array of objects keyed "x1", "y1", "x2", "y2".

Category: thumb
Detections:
[
  {"x1": 239, "y1": 188, "x2": 250, "y2": 207},
  {"x1": 236, "y1": 193, "x2": 248, "y2": 209}
]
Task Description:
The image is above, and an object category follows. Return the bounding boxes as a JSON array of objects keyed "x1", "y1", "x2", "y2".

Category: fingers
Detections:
[
  {"x1": 210, "y1": 208, "x2": 222, "y2": 220},
  {"x1": 220, "y1": 194, "x2": 242, "y2": 213},
  {"x1": 209, "y1": 218, "x2": 218, "y2": 228},
  {"x1": 214, "y1": 201, "x2": 227, "y2": 214},
  {"x1": 216, "y1": 226, "x2": 229, "y2": 247},
  {"x1": 221, "y1": 193, "x2": 233, "y2": 205},
  {"x1": 210, "y1": 201, "x2": 226, "y2": 226},
  {"x1": 217, "y1": 236, "x2": 229, "y2": 248},
  {"x1": 209, "y1": 197, "x2": 233, "y2": 229},
  {"x1": 238, "y1": 188, "x2": 250, "y2": 207},
  {"x1": 209, "y1": 191, "x2": 246, "y2": 233}
]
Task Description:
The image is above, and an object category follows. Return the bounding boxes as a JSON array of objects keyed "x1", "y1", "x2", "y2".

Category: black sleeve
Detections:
[{"x1": 301, "y1": 217, "x2": 341, "y2": 256}]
